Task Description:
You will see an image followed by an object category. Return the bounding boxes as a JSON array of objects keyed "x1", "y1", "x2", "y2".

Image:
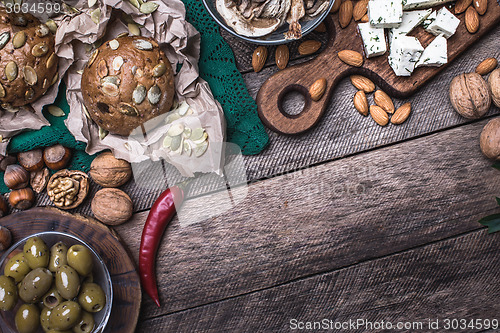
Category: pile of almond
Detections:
[
  {"x1": 350, "y1": 75, "x2": 411, "y2": 126},
  {"x1": 457, "y1": 0, "x2": 488, "y2": 34}
]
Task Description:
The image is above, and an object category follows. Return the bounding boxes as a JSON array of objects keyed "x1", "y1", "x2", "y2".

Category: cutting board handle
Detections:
[{"x1": 256, "y1": 15, "x2": 351, "y2": 135}]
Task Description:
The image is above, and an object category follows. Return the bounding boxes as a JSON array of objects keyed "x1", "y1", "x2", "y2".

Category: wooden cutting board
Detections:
[{"x1": 257, "y1": 0, "x2": 500, "y2": 135}]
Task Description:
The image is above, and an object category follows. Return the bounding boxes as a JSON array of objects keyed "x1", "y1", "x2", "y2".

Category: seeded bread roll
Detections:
[
  {"x1": 0, "y1": 10, "x2": 58, "y2": 108},
  {"x1": 81, "y1": 36, "x2": 175, "y2": 136}
]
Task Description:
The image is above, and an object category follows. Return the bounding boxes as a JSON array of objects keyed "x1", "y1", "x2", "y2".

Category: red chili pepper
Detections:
[{"x1": 139, "y1": 184, "x2": 185, "y2": 307}]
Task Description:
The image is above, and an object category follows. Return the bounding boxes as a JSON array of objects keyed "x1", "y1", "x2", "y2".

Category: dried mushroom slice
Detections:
[{"x1": 47, "y1": 170, "x2": 89, "y2": 210}]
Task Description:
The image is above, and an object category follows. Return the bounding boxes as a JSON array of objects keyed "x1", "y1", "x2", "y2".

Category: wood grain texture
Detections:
[
  {"x1": 256, "y1": 1, "x2": 500, "y2": 134},
  {"x1": 0, "y1": 207, "x2": 141, "y2": 333},
  {"x1": 139, "y1": 229, "x2": 500, "y2": 332},
  {"x1": 113, "y1": 120, "x2": 500, "y2": 321}
]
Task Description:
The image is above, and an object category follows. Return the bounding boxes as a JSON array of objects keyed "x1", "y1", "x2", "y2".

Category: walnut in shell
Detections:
[
  {"x1": 480, "y1": 118, "x2": 500, "y2": 160},
  {"x1": 449, "y1": 73, "x2": 491, "y2": 119},
  {"x1": 47, "y1": 170, "x2": 89, "y2": 210},
  {"x1": 89, "y1": 151, "x2": 132, "y2": 187},
  {"x1": 489, "y1": 68, "x2": 500, "y2": 108},
  {"x1": 91, "y1": 188, "x2": 133, "y2": 225}
]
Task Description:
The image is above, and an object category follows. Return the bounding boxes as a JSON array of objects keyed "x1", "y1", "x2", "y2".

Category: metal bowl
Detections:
[
  {"x1": 202, "y1": 0, "x2": 334, "y2": 45},
  {"x1": 0, "y1": 231, "x2": 113, "y2": 333}
]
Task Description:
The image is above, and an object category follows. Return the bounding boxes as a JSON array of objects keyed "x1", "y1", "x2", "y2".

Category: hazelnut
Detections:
[
  {"x1": 43, "y1": 144, "x2": 72, "y2": 170},
  {"x1": 0, "y1": 155, "x2": 16, "y2": 172},
  {"x1": 9, "y1": 188, "x2": 35, "y2": 210},
  {"x1": 30, "y1": 167, "x2": 50, "y2": 194},
  {"x1": 449, "y1": 73, "x2": 491, "y2": 119},
  {"x1": 18, "y1": 149, "x2": 44, "y2": 172},
  {"x1": 0, "y1": 226, "x2": 12, "y2": 251},
  {"x1": 480, "y1": 118, "x2": 500, "y2": 160},
  {"x1": 89, "y1": 152, "x2": 132, "y2": 187},
  {"x1": 489, "y1": 68, "x2": 500, "y2": 108},
  {"x1": 0, "y1": 195, "x2": 8, "y2": 218},
  {"x1": 91, "y1": 188, "x2": 133, "y2": 225},
  {"x1": 47, "y1": 170, "x2": 89, "y2": 210},
  {"x1": 4, "y1": 164, "x2": 29, "y2": 189}
]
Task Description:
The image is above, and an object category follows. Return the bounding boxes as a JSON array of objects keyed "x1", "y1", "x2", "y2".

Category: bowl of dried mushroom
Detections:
[{"x1": 203, "y1": 0, "x2": 334, "y2": 44}]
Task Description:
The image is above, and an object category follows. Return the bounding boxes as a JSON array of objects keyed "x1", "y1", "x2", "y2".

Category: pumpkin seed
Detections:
[
  {"x1": 192, "y1": 132, "x2": 208, "y2": 144},
  {"x1": 170, "y1": 135, "x2": 182, "y2": 151},
  {"x1": 51, "y1": 72, "x2": 59, "y2": 86},
  {"x1": 112, "y1": 56, "x2": 124, "y2": 71},
  {"x1": 0, "y1": 83, "x2": 5, "y2": 98},
  {"x1": 98, "y1": 59, "x2": 108, "y2": 78},
  {"x1": 36, "y1": 24, "x2": 50, "y2": 37},
  {"x1": 117, "y1": 32, "x2": 128, "y2": 39},
  {"x1": 177, "y1": 102, "x2": 189, "y2": 116},
  {"x1": 32, "y1": 43, "x2": 49, "y2": 57},
  {"x1": 128, "y1": 0, "x2": 141, "y2": 9},
  {"x1": 47, "y1": 105, "x2": 65, "y2": 117},
  {"x1": 46, "y1": 52, "x2": 57, "y2": 69},
  {"x1": 76, "y1": 70, "x2": 84, "y2": 75},
  {"x1": 43, "y1": 78, "x2": 49, "y2": 89},
  {"x1": 140, "y1": 1, "x2": 159, "y2": 14},
  {"x1": 88, "y1": 0, "x2": 98, "y2": 7},
  {"x1": 132, "y1": 84, "x2": 146, "y2": 104},
  {"x1": 12, "y1": 31, "x2": 26, "y2": 49},
  {"x1": 165, "y1": 113, "x2": 181, "y2": 124},
  {"x1": 5, "y1": 61, "x2": 18, "y2": 82},
  {"x1": 167, "y1": 123, "x2": 185, "y2": 137},
  {"x1": 12, "y1": 15, "x2": 27, "y2": 27},
  {"x1": 153, "y1": 63, "x2": 166, "y2": 77},
  {"x1": 190, "y1": 128, "x2": 205, "y2": 141},
  {"x1": 1, "y1": 103, "x2": 18, "y2": 113},
  {"x1": 46, "y1": 20, "x2": 57, "y2": 33},
  {"x1": 99, "y1": 127, "x2": 108, "y2": 140},
  {"x1": 23, "y1": 66, "x2": 37, "y2": 86},
  {"x1": 147, "y1": 85, "x2": 161, "y2": 104},
  {"x1": 183, "y1": 127, "x2": 192, "y2": 138},
  {"x1": 194, "y1": 140, "x2": 209, "y2": 157},
  {"x1": 131, "y1": 66, "x2": 137, "y2": 76},
  {"x1": 163, "y1": 135, "x2": 172, "y2": 148},
  {"x1": 101, "y1": 76, "x2": 120, "y2": 86},
  {"x1": 128, "y1": 23, "x2": 141, "y2": 36},
  {"x1": 184, "y1": 142, "x2": 192, "y2": 156},
  {"x1": 133, "y1": 39, "x2": 153, "y2": 50},
  {"x1": 124, "y1": 142, "x2": 132, "y2": 151},
  {"x1": 82, "y1": 104, "x2": 91, "y2": 119},
  {"x1": 88, "y1": 49, "x2": 99, "y2": 67},
  {"x1": 91, "y1": 8, "x2": 101, "y2": 24},
  {"x1": 102, "y1": 82, "x2": 119, "y2": 96},
  {"x1": 119, "y1": 102, "x2": 139, "y2": 116},
  {"x1": 0, "y1": 32, "x2": 10, "y2": 50},
  {"x1": 109, "y1": 39, "x2": 119, "y2": 50}
]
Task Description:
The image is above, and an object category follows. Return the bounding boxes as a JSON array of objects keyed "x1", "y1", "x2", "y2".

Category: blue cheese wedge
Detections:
[
  {"x1": 402, "y1": 0, "x2": 454, "y2": 10},
  {"x1": 388, "y1": 35, "x2": 424, "y2": 76},
  {"x1": 416, "y1": 35, "x2": 447, "y2": 67},
  {"x1": 425, "y1": 7, "x2": 460, "y2": 38},
  {"x1": 391, "y1": 9, "x2": 432, "y2": 35},
  {"x1": 368, "y1": 0, "x2": 403, "y2": 28},
  {"x1": 358, "y1": 23, "x2": 387, "y2": 58},
  {"x1": 422, "y1": 10, "x2": 437, "y2": 29}
]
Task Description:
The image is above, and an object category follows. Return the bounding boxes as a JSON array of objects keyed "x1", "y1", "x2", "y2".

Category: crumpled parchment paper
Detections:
[{"x1": 63, "y1": 0, "x2": 226, "y2": 176}]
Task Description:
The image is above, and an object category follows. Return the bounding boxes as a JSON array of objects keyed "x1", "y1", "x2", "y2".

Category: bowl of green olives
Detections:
[{"x1": 0, "y1": 231, "x2": 113, "y2": 333}]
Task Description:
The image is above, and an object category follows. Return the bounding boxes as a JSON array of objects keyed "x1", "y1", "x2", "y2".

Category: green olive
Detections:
[
  {"x1": 4, "y1": 253, "x2": 31, "y2": 283},
  {"x1": 23, "y1": 236, "x2": 49, "y2": 269},
  {"x1": 55, "y1": 265, "x2": 81, "y2": 299},
  {"x1": 42, "y1": 285, "x2": 63, "y2": 309},
  {"x1": 15, "y1": 303, "x2": 40, "y2": 333},
  {"x1": 49, "y1": 301, "x2": 82, "y2": 330},
  {"x1": 46, "y1": 330, "x2": 72, "y2": 333},
  {"x1": 49, "y1": 241, "x2": 68, "y2": 273},
  {"x1": 0, "y1": 275, "x2": 18, "y2": 311},
  {"x1": 67, "y1": 245, "x2": 93, "y2": 277},
  {"x1": 40, "y1": 307, "x2": 52, "y2": 332},
  {"x1": 72, "y1": 311, "x2": 95, "y2": 333},
  {"x1": 78, "y1": 282, "x2": 106, "y2": 313},
  {"x1": 19, "y1": 267, "x2": 53, "y2": 303}
]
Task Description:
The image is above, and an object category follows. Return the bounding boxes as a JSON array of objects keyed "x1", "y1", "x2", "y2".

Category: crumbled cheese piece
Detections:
[
  {"x1": 368, "y1": 0, "x2": 403, "y2": 28},
  {"x1": 422, "y1": 10, "x2": 437, "y2": 29},
  {"x1": 416, "y1": 35, "x2": 448, "y2": 67},
  {"x1": 425, "y1": 7, "x2": 460, "y2": 38},
  {"x1": 402, "y1": 0, "x2": 454, "y2": 10},
  {"x1": 388, "y1": 35, "x2": 424, "y2": 76},
  {"x1": 358, "y1": 22, "x2": 387, "y2": 58},
  {"x1": 391, "y1": 9, "x2": 432, "y2": 35}
]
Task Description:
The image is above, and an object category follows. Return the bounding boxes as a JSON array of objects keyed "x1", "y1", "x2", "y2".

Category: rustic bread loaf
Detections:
[
  {"x1": 81, "y1": 36, "x2": 175, "y2": 136},
  {"x1": 0, "y1": 9, "x2": 58, "y2": 108}
]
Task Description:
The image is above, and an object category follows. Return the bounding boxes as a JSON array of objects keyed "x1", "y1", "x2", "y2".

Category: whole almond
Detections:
[
  {"x1": 252, "y1": 46, "x2": 268, "y2": 72},
  {"x1": 353, "y1": 91, "x2": 369, "y2": 116},
  {"x1": 275, "y1": 45, "x2": 289, "y2": 70},
  {"x1": 314, "y1": 22, "x2": 326, "y2": 33},
  {"x1": 465, "y1": 6, "x2": 479, "y2": 33},
  {"x1": 339, "y1": 0, "x2": 353, "y2": 28},
  {"x1": 330, "y1": 0, "x2": 341, "y2": 13},
  {"x1": 370, "y1": 105, "x2": 389, "y2": 126},
  {"x1": 350, "y1": 75, "x2": 375, "y2": 93},
  {"x1": 338, "y1": 50, "x2": 364, "y2": 67},
  {"x1": 298, "y1": 40, "x2": 322, "y2": 55},
  {"x1": 374, "y1": 90, "x2": 395, "y2": 113},
  {"x1": 455, "y1": 0, "x2": 472, "y2": 14},
  {"x1": 476, "y1": 57, "x2": 498, "y2": 75},
  {"x1": 353, "y1": 0, "x2": 368, "y2": 21},
  {"x1": 360, "y1": 14, "x2": 369, "y2": 23},
  {"x1": 473, "y1": 0, "x2": 487, "y2": 15},
  {"x1": 309, "y1": 78, "x2": 327, "y2": 101},
  {"x1": 391, "y1": 102, "x2": 412, "y2": 125}
]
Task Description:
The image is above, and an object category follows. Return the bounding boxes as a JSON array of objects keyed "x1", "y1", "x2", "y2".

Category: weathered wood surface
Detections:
[{"x1": 111, "y1": 120, "x2": 500, "y2": 328}]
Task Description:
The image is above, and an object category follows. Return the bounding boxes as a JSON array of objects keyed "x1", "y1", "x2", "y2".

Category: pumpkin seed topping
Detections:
[
  {"x1": 153, "y1": 63, "x2": 167, "y2": 77},
  {"x1": 32, "y1": 43, "x2": 49, "y2": 57},
  {"x1": 23, "y1": 66, "x2": 37, "y2": 86},
  {"x1": 0, "y1": 32, "x2": 10, "y2": 50},
  {"x1": 119, "y1": 102, "x2": 139, "y2": 116},
  {"x1": 5, "y1": 61, "x2": 18, "y2": 82},
  {"x1": 88, "y1": 49, "x2": 99, "y2": 67},
  {"x1": 0, "y1": 83, "x2": 5, "y2": 98},
  {"x1": 112, "y1": 56, "x2": 124, "y2": 71},
  {"x1": 167, "y1": 123, "x2": 185, "y2": 137},
  {"x1": 36, "y1": 24, "x2": 50, "y2": 37},
  {"x1": 46, "y1": 53, "x2": 57, "y2": 69},
  {"x1": 133, "y1": 84, "x2": 147, "y2": 104},
  {"x1": 46, "y1": 20, "x2": 58, "y2": 33},
  {"x1": 102, "y1": 82, "x2": 119, "y2": 96},
  {"x1": 12, "y1": 31, "x2": 26, "y2": 49},
  {"x1": 140, "y1": 1, "x2": 159, "y2": 14},
  {"x1": 133, "y1": 39, "x2": 153, "y2": 50},
  {"x1": 98, "y1": 59, "x2": 108, "y2": 78},
  {"x1": 109, "y1": 39, "x2": 120, "y2": 50}
]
